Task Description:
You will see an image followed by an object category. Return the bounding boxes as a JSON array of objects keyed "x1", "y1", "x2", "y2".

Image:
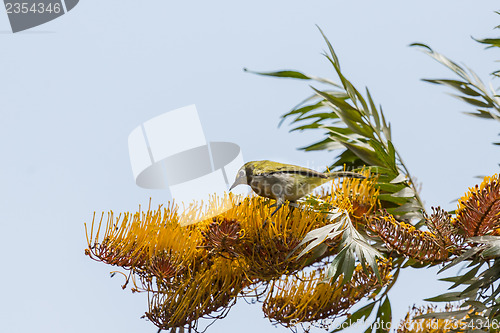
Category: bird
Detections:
[{"x1": 229, "y1": 160, "x2": 365, "y2": 216}]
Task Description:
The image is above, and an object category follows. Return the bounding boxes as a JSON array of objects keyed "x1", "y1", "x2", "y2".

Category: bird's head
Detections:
[{"x1": 229, "y1": 161, "x2": 261, "y2": 191}]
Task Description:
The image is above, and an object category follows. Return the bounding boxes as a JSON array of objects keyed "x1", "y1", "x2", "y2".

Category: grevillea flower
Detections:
[
  {"x1": 85, "y1": 204, "x2": 202, "y2": 281},
  {"x1": 84, "y1": 186, "x2": 389, "y2": 331},
  {"x1": 85, "y1": 194, "x2": 335, "y2": 328},
  {"x1": 397, "y1": 305, "x2": 467, "y2": 333},
  {"x1": 454, "y1": 174, "x2": 500, "y2": 237},
  {"x1": 330, "y1": 169, "x2": 379, "y2": 221},
  {"x1": 145, "y1": 256, "x2": 246, "y2": 330},
  {"x1": 262, "y1": 262, "x2": 392, "y2": 328},
  {"x1": 200, "y1": 218, "x2": 243, "y2": 258},
  {"x1": 218, "y1": 195, "x2": 333, "y2": 280},
  {"x1": 368, "y1": 211, "x2": 452, "y2": 263}
]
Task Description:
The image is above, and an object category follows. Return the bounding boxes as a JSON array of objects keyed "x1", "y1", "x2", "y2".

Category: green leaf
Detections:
[
  {"x1": 463, "y1": 110, "x2": 495, "y2": 119},
  {"x1": 462, "y1": 300, "x2": 488, "y2": 311},
  {"x1": 452, "y1": 94, "x2": 493, "y2": 108},
  {"x1": 330, "y1": 149, "x2": 364, "y2": 168},
  {"x1": 368, "y1": 140, "x2": 394, "y2": 170},
  {"x1": 448, "y1": 265, "x2": 481, "y2": 289},
  {"x1": 376, "y1": 182, "x2": 407, "y2": 193},
  {"x1": 312, "y1": 88, "x2": 367, "y2": 124},
  {"x1": 317, "y1": 25, "x2": 340, "y2": 68},
  {"x1": 378, "y1": 194, "x2": 409, "y2": 205},
  {"x1": 392, "y1": 200, "x2": 422, "y2": 213},
  {"x1": 296, "y1": 112, "x2": 341, "y2": 122},
  {"x1": 330, "y1": 302, "x2": 376, "y2": 332},
  {"x1": 414, "y1": 309, "x2": 469, "y2": 320},
  {"x1": 282, "y1": 101, "x2": 325, "y2": 119},
  {"x1": 342, "y1": 142, "x2": 385, "y2": 166},
  {"x1": 341, "y1": 246, "x2": 356, "y2": 283},
  {"x1": 300, "y1": 138, "x2": 344, "y2": 151},
  {"x1": 423, "y1": 79, "x2": 481, "y2": 97},
  {"x1": 246, "y1": 67, "x2": 342, "y2": 87},
  {"x1": 293, "y1": 212, "x2": 345, "y2": 259},
  {"x1": 390, "y1": 173, "x2": 407, "y2": 184},
  {"x1": 324, "y1": 245, "x2": 349, "y2": 282},
  {"x1": 391, "y1": 187, "x2": 415, "y2": 198},
  {"x1": 475, "y1": 37, "x2": 500, "y2": 48},
  {"x1": 375, "y1": 297, "x2": 391, "y2": 333},
  {"x1": 366, "y1": 88, "x2": 381, "y2": 130},
  {"x1": 411, "y1": 43, "x2": 468, "y2": 80},
  {"x1": 470, "y1": 236, "x2": 500, "y2": 258},
  {"x1": 438, "y1": 247, "x2": 483, "y2": 273},
  {"x1": 244, "y1": 68, "x2": 312, "y2": 80},
  {"x1": 439, "y1": 276, "x2": 475, "y2": 285}
]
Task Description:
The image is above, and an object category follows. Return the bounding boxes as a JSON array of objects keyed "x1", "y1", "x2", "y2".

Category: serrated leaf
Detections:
[{"x1": 292, "y1": 211, "x2": 344, "y2": 258}]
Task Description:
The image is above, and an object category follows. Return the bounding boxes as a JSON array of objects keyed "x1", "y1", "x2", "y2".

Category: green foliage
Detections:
[
  {"x1": 248, "y1": 15, "x2": 500, "y2": 333},
  {"x1": 412, "y1": 16, "x2": 500, "y2": 149},
  {"x1": 250, "y1": 26, "x2": 425, "y2": 223},
  {"x1": 413, "y1": 42, "x2": 500, "y2": 125},
  {"x1": 407, "y1": 17, "x2": 500, "y2": 332},
  {"x1": 293, "y1": 207, "x2": 383, "y2": 282},
  {"x1": 249, "y1": 26, "x2": 428, "y2": 333}
]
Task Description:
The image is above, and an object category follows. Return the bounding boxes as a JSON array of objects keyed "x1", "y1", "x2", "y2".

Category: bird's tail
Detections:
[{"x1": 326, "y1": 171, "x2": 366, "y2": 179}]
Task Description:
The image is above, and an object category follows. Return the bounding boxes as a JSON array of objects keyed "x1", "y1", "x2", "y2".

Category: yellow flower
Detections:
[
  {"x1": 330, "y1": 169, "x2": 379, "y2": 221},
  {"x1": 85, "y1": 186, "x2": 388, "y2": 330},
  {"x1": 397, "y1": 305, "x2": 467, "y2": 333},
  {"x1": 262, "y1": 262, "x2": 392, "y2": 328},
  {"x1": 146, "y1": 256, "x2": 246, "y2": 330},
  {"x1": 216, "y1": 195, "x2": 333, "y2": 280},
  {"x1": 85, "y1": 203, "x2": 203, "y2": 284}
]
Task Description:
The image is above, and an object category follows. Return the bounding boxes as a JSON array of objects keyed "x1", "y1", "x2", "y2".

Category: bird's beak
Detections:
[{"x1": 229, "y1": 175, "x2": 247, "y2": 191}]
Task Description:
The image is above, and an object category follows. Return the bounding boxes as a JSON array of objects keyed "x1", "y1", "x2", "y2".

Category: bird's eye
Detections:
[{"x1": 239, "y1": 170, "x2": 245, "y2": 177}]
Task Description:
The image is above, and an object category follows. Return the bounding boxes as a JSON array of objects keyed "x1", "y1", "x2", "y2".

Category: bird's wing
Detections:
[{"x1": 256, "y1": 161, "x2": 327, "y2": 178}]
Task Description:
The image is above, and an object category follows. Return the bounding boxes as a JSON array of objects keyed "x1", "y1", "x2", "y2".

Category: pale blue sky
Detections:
[{"x1": 0, "y1": 1, "x2": 499, "y2": 332}]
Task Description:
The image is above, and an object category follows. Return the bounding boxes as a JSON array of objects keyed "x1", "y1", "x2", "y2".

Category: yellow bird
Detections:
[{"x1": 229, "y1": 160, "x2": 365, "y2": 215}]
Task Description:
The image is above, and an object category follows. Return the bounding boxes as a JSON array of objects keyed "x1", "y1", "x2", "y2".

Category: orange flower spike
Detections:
[
  {"x1": 330, "y1": 169, "x2": 379, "y2": 222},
  {"x1": 455, "y1": 174, "x2": 500, "y2": 237}
]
